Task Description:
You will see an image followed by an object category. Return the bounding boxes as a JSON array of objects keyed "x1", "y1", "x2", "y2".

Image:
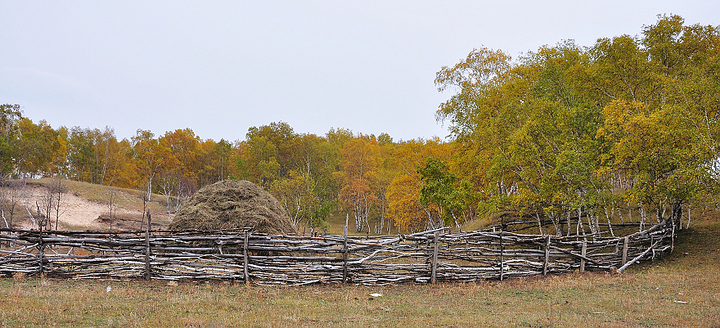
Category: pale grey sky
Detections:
[{"x1": 1, "y1": 1, "x2": 718, "y2": 142}]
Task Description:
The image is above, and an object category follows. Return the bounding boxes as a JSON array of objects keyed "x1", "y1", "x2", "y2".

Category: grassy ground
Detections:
[{"x1": 1, "y1": 213, "x2": 718, "y2": 327}]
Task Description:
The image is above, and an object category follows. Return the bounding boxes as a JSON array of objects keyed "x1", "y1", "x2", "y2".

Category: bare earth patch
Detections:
[{"x1": 1, "y1": 184, "x2": 143, "y2": 230}]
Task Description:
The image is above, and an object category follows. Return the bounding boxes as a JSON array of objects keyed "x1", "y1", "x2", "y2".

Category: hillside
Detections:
[{"x1": 1, "y1": 179, "x2": 171, "y2": 231}]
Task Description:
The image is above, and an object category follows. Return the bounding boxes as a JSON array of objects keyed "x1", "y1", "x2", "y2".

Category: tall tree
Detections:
[
  {"x1": 131, "y1": 129, "x2": 172, "y2": 200},
  {"x1": 386, "y1": 139, "x2": 449, "y2": 232},
  {"x1": 245, "y1": 122, "x2": 300, "y2": 180},
  {"x1": 0, "y1": 104, "x2": 23, "y2": 180},
  {"x1": 15, "y1": 119, "x2": 66, "y2": 177},
  {"x1": 419, "y1": 157, "x2": 477, "y2": 230},
  {"x1": 335, "y1": 135, "x2": 380, "y2": 232}
]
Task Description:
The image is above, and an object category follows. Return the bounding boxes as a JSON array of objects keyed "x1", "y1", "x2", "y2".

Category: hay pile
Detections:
[{"x1": 169, "y1": 180, "x2": 296, "y2": 234}]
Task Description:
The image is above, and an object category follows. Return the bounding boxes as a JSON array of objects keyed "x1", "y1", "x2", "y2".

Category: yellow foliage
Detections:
[{"x1": 387, "y1": 174, "x2": 428, "y2": 231}]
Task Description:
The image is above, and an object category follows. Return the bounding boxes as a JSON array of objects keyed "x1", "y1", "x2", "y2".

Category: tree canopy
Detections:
[{"x1": 435, "y1": 14, "x2": 719, "y2": 231}]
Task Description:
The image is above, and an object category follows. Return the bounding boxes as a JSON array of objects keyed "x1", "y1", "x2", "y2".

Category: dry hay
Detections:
[{"x1": 169, "y1": 180, "x2": 296, "y2": 234}]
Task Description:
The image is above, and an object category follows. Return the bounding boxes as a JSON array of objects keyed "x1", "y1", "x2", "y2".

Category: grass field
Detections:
[{"x1": 1, "y1": 212, "x2": 718, "y2": 327}]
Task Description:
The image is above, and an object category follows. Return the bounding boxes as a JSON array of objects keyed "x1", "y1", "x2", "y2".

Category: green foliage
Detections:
[
  {"x1": 418, "y1": 157, "x2": 476, "y2": 228},
  {"x1": 436, "y1": 14, "x2": 720, "y2": 228},
  {"x1": 0, "y1": 104, "x2": 23, "y2": 179}
]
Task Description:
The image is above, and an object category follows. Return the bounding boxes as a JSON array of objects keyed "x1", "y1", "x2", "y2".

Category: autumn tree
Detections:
[
  {"x1": 594, "y1": 15, "x2": 720, "y2": 227},
  {"x1": 0, "y1": 104, "x2": 23, "y2": 180},
  {"x1": 131, "y1": 129, "x2": 172, "y2": 200},
  {"x1": 371, "y1": 133, "x2": 397, "y2": 234},
  {"x1": 244, "y1": 122, "x2": 300, "y2": 182},
  {"x1": 235, "y1": 124, "x2": 340, "y2": 231},
  {"x1": 651, "y1": 15, "x2": 720, "y2": 212},
  {"x1": 200, "y1": 138, "x2": 233, "y2": 184},
  {"x1": 434, "y1": 14, "x2": 720, "y2": 232},
  {"x1": 93, "y1": 127, "x2": 128, "y2": 186},
  {"x1": 270, "y1": 170, "x2": 316, "y2": 227},
  {"x1": 235, "y1": 123, "x2": 301, "y2": 190},
  {"x1": 65, "y1": 126, "x2": 125, "y2": 185},
  {"x1": 335, "y1": 135, "x2": 380, "y2": 232},
  {"x1": 285, "y1": 133, "x2": 339, "y2": 230},
  {"x1": 386, "y1": 139, "x2": 449, "y2": 232},
  {"x1": 419, "y1": 157, "x2": 478, "y2": 230},
  {"x1": 15, "y1": 119, "x2": 66, "y2": 177}
]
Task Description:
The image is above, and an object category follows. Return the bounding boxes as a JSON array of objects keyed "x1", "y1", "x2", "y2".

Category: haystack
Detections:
[{"x1": 169, "y1": 180, "x2": 296, "y2": 234}]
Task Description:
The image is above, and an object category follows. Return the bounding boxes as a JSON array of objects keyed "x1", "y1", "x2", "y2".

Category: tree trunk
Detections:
[{"x1": 535, "y1": 211, "x2": 544, "y2": 235}]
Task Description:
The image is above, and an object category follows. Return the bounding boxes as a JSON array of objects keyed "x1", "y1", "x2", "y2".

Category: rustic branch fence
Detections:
[{"x1": 0, "y1": 219, "x2": 675, "y2": 286}]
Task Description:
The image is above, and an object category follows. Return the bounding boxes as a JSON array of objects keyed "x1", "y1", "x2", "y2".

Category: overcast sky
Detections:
[{"x1": 2, "y1": 1, "x2": 718, "y2": 142}]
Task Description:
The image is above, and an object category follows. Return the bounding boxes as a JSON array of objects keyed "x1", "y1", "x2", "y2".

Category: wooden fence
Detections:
[{"x1": 0, "y1": 220, "x2": 675, "y2": 285}]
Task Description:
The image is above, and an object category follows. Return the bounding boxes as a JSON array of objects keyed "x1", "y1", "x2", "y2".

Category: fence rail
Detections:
[{"x1": 0, "y1": 220, "x2": 675, "y2": 285}]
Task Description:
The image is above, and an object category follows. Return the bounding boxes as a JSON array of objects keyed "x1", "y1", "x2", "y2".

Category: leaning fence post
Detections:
[
  {"x1": 342, "y1": 215, "x2": 349, "y2": 283},
  {"x1": 144, "y1": 210, "x2": 152, "y2": 280},
  {"x1": 431, "y1": 230, "x2": 439, "y2": 284},
  {"x1": 622, "y1": 236, "x2": 629, "y2": 266},
  {"x1": 243, "y1": 230, "x2": 250, "y2": 285},
  {"x1": 543, "y1": 235, "x2": 550, "y2": 276}
]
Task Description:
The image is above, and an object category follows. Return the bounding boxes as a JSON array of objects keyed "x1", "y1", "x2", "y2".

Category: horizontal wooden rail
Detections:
[{"x1": 0, "y1": 221, "x2": 674, "y2": 285}]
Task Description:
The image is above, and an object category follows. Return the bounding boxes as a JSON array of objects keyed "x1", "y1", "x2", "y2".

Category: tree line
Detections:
[
  {"x1": 434, "y1": 14, "x2": 720, "y2": 233},
  {"x1": 2, "y1": 15, "x2": 718, "y2": 233},
  {"x1": 0, "y1": 108, "x2": 452, "y2": 232}
]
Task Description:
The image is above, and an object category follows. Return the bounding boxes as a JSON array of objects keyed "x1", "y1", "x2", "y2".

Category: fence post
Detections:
[
  {"x1": 670, "y1": 220, "x2": 676, "y2": 253},
  {"x1": 243, "y1": 230, "x2": 250, "y2": 285},
  {"x1": 38, "y1": 218, "x2": 44, "y2": 276},
  {"x1": 431, "y1": 230, "x2": 439, "y2": 284},
  {"x1": 622, "y1": 236, "x2": 629, "y2": 266},
  {"x1": 342, "y1": 215, "x2": 349, "y2": 283},
  {"x1": 580, "y1": 239, "x2": 587, "y2": 273},
  {"x1": 144, "y1": 210, "x2": 152, "y2": 280},
  {"x1": 543, "y1": 235, "x2": 550, "y2": 276},
  {"x1": 499, "y1": 231, "x2": 504, "y2": 281}
]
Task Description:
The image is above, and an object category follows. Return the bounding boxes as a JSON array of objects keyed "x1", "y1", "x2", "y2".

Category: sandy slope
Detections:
[{"x1": 1, "y1": 184, "x2": 142, "y2": 230}]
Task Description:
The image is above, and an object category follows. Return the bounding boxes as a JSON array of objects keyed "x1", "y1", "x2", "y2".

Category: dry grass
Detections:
[
  {"x1": 170, "y1": 180, "x2": 296, "y2": 234},
  {"x1": 1, "y1": 214, "x2": 719, "y2": 327},
  {"x1": 3, "y1": 180, "x2": 719, "y2": 326},
  {"x1": 31, "y1": 178, "x2": 164, "y2": 214},
  {"x1": 29, "y1": 178, "x2": 171, "y2": 229}
]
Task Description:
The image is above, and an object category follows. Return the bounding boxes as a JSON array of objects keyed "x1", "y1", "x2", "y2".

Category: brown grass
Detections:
[
  {"x1": 1, "y1": 212, "x2": 719, "y2": 327},
  {"x1": 41, "y1": 179, "x2": 168, "y2": 214},
  {"x1": 29, "y1": 178, "x2": 171, "y2": 229}
]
